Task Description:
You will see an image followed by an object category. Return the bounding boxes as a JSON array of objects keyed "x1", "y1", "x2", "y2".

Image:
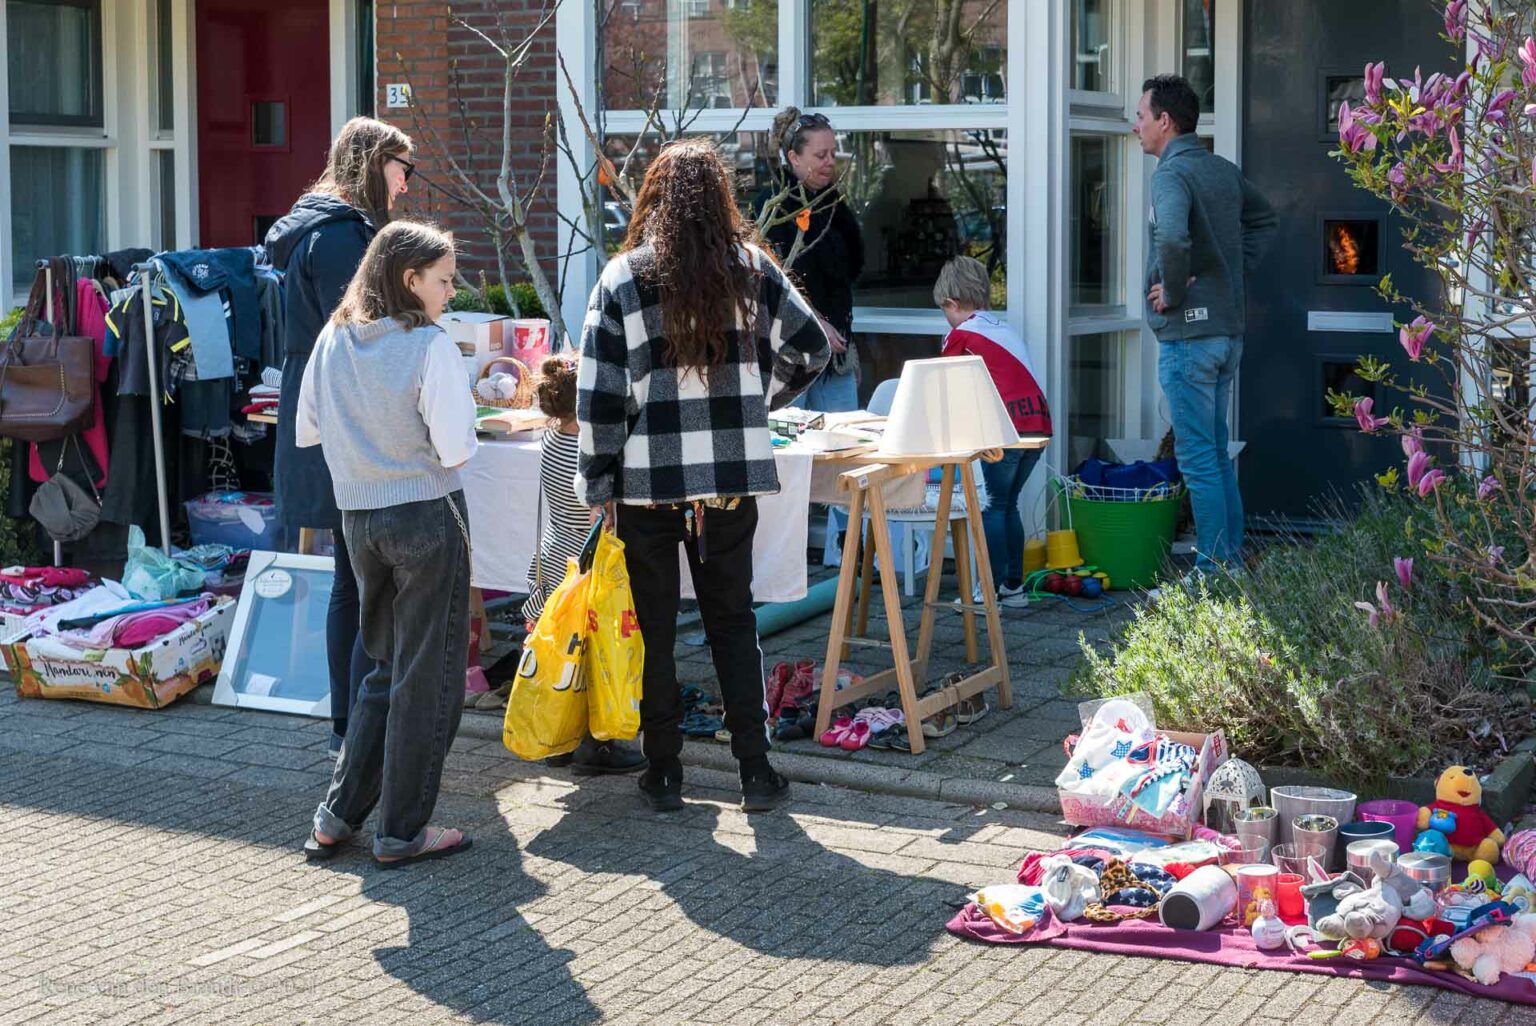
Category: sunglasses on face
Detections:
[{"x1": 389, "y1": 155, "x2": 416, "y2": 181}]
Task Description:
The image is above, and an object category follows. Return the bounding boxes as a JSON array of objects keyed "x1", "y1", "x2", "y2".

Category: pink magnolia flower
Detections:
[
  {"x1": 1355, "y1": 397, "x2": 1389, "y2": 433},
  {"x1": 1338, "y1": 103, "x2": 1378, "y2": 153},
  {"x1": 1355, "y1": 582, "x2": 1398, "y2": 628},
  {"x1": 1407, "y1": 450, "x2": 1432, "y2": 489},
  {"x1": 1487, "y1": 88, "x2": 1517, "y2": 126},
  {"x1": 1417, "y1": 468, "x2": 1447, "y2": 497},
  {"x1": 1526, "y1": 103, "x2": 1536, "y2": 118},
  {"x1": 1523, "y1": 37, "x2": 1536, "y2": 87},
  {"x1": 1365, "y1": 62, "x2": 1386, "y2": 105},
  {"x1": 1402, "y1": 429, "x2": 1423, "y2": 458},
  {"x1": 1434, "y1": 127, "x2": 1463, "y2": 173},
  {"x1": 1467, "y1": 217, "x2": 1487, "y2": 249},
  {"x1": 1394, "y1": 556, "x2": 1414, "y2": 590},
  {"x1": 1445, "y1": 0, "x2": 1467, "y2": 41},
  {"x1": 1399, "y1": 315, "x2": 1434, "y2": 360},
  {"x1": 1478, "y1": 474, "x2": 1500, "y2": 500}
]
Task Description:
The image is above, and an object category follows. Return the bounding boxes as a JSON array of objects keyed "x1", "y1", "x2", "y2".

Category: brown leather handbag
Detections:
[{"x1": 0, "y1": 271, "x2": 95, "y2": 442}]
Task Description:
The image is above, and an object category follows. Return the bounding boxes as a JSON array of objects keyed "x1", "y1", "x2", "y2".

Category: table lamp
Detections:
[{"x1": 876, "y1": 355, "x2": 1020, "y2": 459}]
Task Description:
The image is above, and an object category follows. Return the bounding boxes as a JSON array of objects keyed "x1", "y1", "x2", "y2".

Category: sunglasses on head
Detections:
[
  {"x1": 389, "y1": 155, "x2": 416, "y2": 181},
  {"x1": 783, "y1": 112, "x2": 832, "y2": 150}
]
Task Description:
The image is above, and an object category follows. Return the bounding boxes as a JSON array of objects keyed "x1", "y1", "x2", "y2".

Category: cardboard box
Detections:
[
  {"x1": 441, "y1": 312, "x2": 510, "y2": 377},
  {"x1": 1057, "y1": 728, "x2": 1229, "y2": 839},
  {"x1": 4, "y1": 599, "x2": 235, "y2": 709}
]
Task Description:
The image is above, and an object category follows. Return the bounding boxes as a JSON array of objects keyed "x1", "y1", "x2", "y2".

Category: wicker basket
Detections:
[{"x1": 475, "y1": 356, "x2": 536, "y2": 409}]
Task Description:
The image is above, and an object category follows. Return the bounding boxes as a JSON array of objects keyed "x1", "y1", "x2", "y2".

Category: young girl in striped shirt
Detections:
[{"x1": 526, "y1": 354, "x2": 645, "y2": 776}]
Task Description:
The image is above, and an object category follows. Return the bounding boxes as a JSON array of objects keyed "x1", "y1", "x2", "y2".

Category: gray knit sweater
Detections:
[{"x1": 296, "y1": 318, "x2": 472, "y2": 510}]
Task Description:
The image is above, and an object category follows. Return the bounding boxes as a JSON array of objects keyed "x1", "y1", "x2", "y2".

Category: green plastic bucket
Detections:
[{"x1": 1053, "y1": 478, "x2": 1182, "y2": 590}]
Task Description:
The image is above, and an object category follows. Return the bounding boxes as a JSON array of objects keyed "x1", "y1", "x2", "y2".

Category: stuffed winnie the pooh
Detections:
[{"x1": 1416, "y1": 766, "x2": 1504, "y2": 863}]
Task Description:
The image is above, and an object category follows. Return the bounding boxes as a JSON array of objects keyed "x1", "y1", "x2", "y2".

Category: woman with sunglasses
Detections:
[
  {"x1": 265, "y1": 116, "x2": 414, "y2": 759},
  {"x1": 759, "y1": 108, "x2": 864, "y2": 413}
]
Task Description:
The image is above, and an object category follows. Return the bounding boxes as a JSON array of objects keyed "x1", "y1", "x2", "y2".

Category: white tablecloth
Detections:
[{"x1": 459, "y1": 437, "x2": 816, "y2": 602}]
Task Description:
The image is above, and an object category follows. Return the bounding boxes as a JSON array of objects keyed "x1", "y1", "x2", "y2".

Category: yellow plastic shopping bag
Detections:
[
  {"x1": 584, "y1": 530, "x2": 643, "y2": 741},
  {"x1": 503, "y1": 554, "x2": 594, "y2": 761}
]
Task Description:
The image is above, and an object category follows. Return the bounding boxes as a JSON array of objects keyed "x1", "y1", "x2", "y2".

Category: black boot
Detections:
[
  {"x1": 571, "y1": 737, "x2": 648, "y2": 776},
  {"x1": 739, "y1": 756, "x2": 790, "y2": 812},
  {"x1": 638, "y1": 758, "x2": 684, "y2": 812}
]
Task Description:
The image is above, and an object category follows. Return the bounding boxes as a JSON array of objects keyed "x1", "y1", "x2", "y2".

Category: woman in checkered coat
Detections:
[{"x1": 575, "y1": 139, "x2": 831, "y2": 814}]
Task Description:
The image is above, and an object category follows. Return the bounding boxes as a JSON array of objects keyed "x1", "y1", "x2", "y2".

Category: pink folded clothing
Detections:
[
  {"x1": 0, "y1": 566, "x2": 95, "y2": 609},
  {"x1": 60, "y1": 596, "x2": 213, "y2": 650}
]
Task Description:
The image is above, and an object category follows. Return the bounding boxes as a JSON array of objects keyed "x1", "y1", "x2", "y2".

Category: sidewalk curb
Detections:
[{"x1": 456, "y1": 711, "x2": 1061, "y2": 813}]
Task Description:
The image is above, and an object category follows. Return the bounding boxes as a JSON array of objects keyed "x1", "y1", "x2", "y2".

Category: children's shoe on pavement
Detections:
[
  {"x1": 638, "y1": 760, "x2": 684, "y2": 812},
  {"x1": 956, "y1": 695, "x2": 990, "y2": 726},
  {"x1": 570, "y1": 737, "x2": 648, "y2": 776}
]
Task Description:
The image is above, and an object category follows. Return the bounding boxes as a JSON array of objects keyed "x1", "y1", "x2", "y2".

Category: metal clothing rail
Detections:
[
  {"x1": 33, "y1": 260, "x2": 62, "y2": 567},
  {"x1": 130, "y1": 261, "x2": 173, "y2": 556}
]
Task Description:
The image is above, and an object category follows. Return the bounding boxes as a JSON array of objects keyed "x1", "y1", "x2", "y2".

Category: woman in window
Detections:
[
  {"x1": 265, "y1": 116, "x2": 414, "y2": 759},
  {"x1": 577, "y1": 140, "x2": 830, "y2": 813},
  {"x1": 758, "y1": 107, "x2": 863, "y2": 413}
]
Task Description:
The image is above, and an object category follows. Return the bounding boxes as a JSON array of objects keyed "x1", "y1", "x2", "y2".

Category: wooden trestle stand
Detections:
[{"x1": 812, "y1": 443, "x2": 1046, "y2": 755}]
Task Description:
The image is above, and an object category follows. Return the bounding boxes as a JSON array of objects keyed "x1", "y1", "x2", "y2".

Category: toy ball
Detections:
[
  {"x1": 1413, "y1": 830, "x2": 1453, "y2": 857},
  {"x1": 1043, "y1": 574, "x2": 1064, "y2": 593},
  {"x1": 1081, "y1": 577, "x2": 1103, "y2": 599},
  {"x1": 1063, "y1": 575, "x2": 1083, "y2": 596}
]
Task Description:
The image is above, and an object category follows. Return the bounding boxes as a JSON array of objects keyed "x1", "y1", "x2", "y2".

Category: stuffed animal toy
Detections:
[
  {"x1": 1416, "y1": 766, "x2": 1505, "y2": 863},
  {"x1": 1298, "y1": 864, "x2": 1366, "y2": 930},
  {"x1": 1314, "y1": 854, "x2": 1405, "y2": 943},
  {"x1": 1038, "y1": 853, "x2": 1100, "y2": 922},
  {"x1": 1448, "y1": 912, "x2": 1536, "y2": 986},
  {"x1": 1375, "y1": 855, "x2": 1440, "y2": 922}
]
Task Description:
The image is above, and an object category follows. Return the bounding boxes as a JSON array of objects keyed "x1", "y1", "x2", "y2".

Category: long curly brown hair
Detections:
[{"x1": 622, "y1": 139, "x2": 761, "y2": 370}]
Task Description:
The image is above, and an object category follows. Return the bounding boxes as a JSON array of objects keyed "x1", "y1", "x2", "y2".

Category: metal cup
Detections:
[
  {"x1": 1234, "y1": 806, "x2": 1279, "y2": 853},
  {"x1": 1292, "y1": 814, "x2": 1340, "y2": 871}
]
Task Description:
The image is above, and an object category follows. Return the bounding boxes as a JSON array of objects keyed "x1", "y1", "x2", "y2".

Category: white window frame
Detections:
[{"x1": 1067, "y1": 0, "x2": 1127, "y2": 110}]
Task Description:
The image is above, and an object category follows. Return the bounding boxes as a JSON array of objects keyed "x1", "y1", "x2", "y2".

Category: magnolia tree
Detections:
[{"x1": 1331, "y1": 0, "x2": 1536, "y2": 672}]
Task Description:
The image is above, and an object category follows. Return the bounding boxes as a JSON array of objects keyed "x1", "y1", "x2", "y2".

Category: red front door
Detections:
[{"x1": 195, "y1": 0, "x2": 331, "y2": 247}]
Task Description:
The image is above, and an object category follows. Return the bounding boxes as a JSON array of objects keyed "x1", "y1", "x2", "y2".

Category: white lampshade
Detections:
[{"x1": 877, "y1": 355, "x2": 1020, "y2": 458}]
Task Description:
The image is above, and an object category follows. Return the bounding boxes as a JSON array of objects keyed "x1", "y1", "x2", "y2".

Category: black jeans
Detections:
[
  {"x1": 313, "y1": 492, "x2": 471, "y2": 858},
  {"x1": 617, "y1": 499, "x2": 769, "y2": 765},
  {"x1": 328, "y1": 529, "x2": 372, "y2": 739}
]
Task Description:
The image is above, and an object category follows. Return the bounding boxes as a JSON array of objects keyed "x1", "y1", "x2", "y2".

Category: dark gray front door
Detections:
[{"x1": 1239, "y1": 0, "x2": 1446, "y2": 524}]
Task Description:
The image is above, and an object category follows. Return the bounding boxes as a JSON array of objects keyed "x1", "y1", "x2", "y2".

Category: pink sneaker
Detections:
[
  {"x1": 780, "y1": 660, "x2": 817, "y2": 713},
  {"x1": 465, "y1": 666, "x2": 490, "y2": 697},
  {"x1": 765, "y1": 661, "x2": 792, "y2": 719}
]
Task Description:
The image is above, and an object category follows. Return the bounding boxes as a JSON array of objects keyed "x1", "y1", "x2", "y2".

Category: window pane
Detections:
[
  {"x1": 1071, "y1": 0, "x2": 1114, "y2": 93},
  {"x1": 809, "y1": 0, "x2": 1006, "y2": 106},
  {"x1": 600, "y1": 130, "x2": 776, "y2": 253},
  {"x1": 154, "y1": 150, "x2": 177, "y2": 251},
  {"x1": 603, "y1": 127, "x2": 1007, "y2": 310},
  {"x1": 7, "y1": 0, "x2": 102, "y2": 126},
  {"x1": 1068, "y1": 332, "x2": 1124, "y2": 469},
  {"x1": 154, "y1": 0, "x2": 173, "y2": 132},
  {"x1": 599, "y1": 0, "x2": 778, "y2": 113},
  {"x1": 1181, "y1": 0, "x2": 1215, "y2": 114},
  {"x1": 1070, "y1": 133, "x2": 1121, "y2": 310},
  {"x1": 357, "y1": 0, "x2": 375, "y2": 118},
  {"x1": 252, "y1": 101, "x2": 287, "y2": 147},
  {"x1": 853, "y1": 332, "x2": 944, "y2": 405},
  {"x1": 10, "y1": 146, "x2": 105, "y2": 287}
]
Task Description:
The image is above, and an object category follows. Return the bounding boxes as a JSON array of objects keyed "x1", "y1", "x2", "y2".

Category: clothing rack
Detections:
[
  {"x1": 130, "y1": 260, "x2": 173, "y2": 556},
  {"x1": 34, "y1": 260, "x2": 63, "y2": 567}
]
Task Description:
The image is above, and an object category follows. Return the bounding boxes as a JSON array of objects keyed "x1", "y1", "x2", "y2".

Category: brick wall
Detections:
[{"x1": 374, "y1": 0, "x2": 561, "y2": 299}]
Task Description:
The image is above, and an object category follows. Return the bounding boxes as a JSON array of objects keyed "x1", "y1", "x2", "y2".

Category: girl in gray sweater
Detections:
[{"x1": 299, "y1": 220, "x2": 479, "y2": 867}]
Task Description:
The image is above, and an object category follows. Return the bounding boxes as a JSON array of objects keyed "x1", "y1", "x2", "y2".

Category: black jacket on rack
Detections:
[{"x1": 264, "y1": 193, "x2": 376, "y2": 534}]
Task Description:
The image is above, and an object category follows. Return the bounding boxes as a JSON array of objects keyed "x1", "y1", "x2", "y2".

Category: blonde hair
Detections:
[
  {"x1": 312, "y1": 116, "x2": 414, "y2": 228},
  {"x1": 933, "y1": 255, "x2": 992, "y2": 311},
  {"x1": 332, "y1": 220, "x2": 454, "y2": 330}
]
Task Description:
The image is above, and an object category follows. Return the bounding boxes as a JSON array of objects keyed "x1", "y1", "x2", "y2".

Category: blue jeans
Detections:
[
  {"x1": 793, "y1": 368, "x2": 858, "y2": 563},
  {"x1": 1158, "y1": 337, "x2": 1244, "y2": 570},
  {"x1": 314, "y1": 493, "x2": 471, "y2": 858},
  {"x1": 980, "y1": 448, "x2": 1042, "y2": 589},
  {"x1": 796, "y1": 368, "x2": 859, "y2": 414}
]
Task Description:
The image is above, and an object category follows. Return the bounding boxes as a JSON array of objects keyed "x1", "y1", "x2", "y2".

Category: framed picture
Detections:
[{"x1": 213, "y1": 550, "x2": 336, "y2": 717}]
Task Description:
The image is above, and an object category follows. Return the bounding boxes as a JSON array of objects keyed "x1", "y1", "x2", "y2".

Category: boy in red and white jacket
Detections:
[{"x1": 935, "y1": 256, "x2": 1052, "y2": 606}]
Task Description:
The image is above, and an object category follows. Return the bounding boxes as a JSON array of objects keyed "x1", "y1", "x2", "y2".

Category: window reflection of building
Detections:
[
  {"x1": 600, "y1": 0, "x2": 777, "y2": 113},
  {"x1": 810, "y1": 0, "x2": 1007, "y2": 107}
]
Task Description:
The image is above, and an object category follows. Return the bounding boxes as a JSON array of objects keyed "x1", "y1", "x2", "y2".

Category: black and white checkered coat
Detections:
[{"x1": 575, "y1": 242, "x2": 831, "y2": 506}]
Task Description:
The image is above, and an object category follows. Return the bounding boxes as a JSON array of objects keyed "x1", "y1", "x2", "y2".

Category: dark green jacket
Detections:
[{"x1": 1145, "y1": 134, "x2": 1277, "y2": 341}]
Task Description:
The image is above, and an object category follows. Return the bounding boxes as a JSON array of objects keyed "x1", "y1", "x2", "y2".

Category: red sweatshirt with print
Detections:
[{"x1": 940, "y1": 312, "x2": 1052, "y2": 437}]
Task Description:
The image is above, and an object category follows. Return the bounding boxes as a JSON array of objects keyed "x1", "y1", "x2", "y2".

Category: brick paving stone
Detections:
[{"x1": 0, "y1": 689, "x2": 1524, "y2": 1026}]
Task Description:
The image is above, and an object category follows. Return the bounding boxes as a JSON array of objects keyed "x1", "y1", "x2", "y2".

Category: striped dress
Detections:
[{"x1": 523, "y1": 427, "x2": 588, "y2": 623}]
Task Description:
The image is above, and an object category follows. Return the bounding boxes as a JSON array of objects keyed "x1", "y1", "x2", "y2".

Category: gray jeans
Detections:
[{"x1": 313, "y1": 492, "x2": 471, "y2": 857}]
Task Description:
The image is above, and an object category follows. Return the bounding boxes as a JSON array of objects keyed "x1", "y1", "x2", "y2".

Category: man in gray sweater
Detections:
[{"x1": 1134, "y1": 74, "x2": 1276, "y2": 575}]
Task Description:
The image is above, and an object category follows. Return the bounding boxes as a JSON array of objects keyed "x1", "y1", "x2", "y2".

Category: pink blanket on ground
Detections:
[{"x1": 946, "y1": 902, "x2": 1536, "y2": 1005}]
